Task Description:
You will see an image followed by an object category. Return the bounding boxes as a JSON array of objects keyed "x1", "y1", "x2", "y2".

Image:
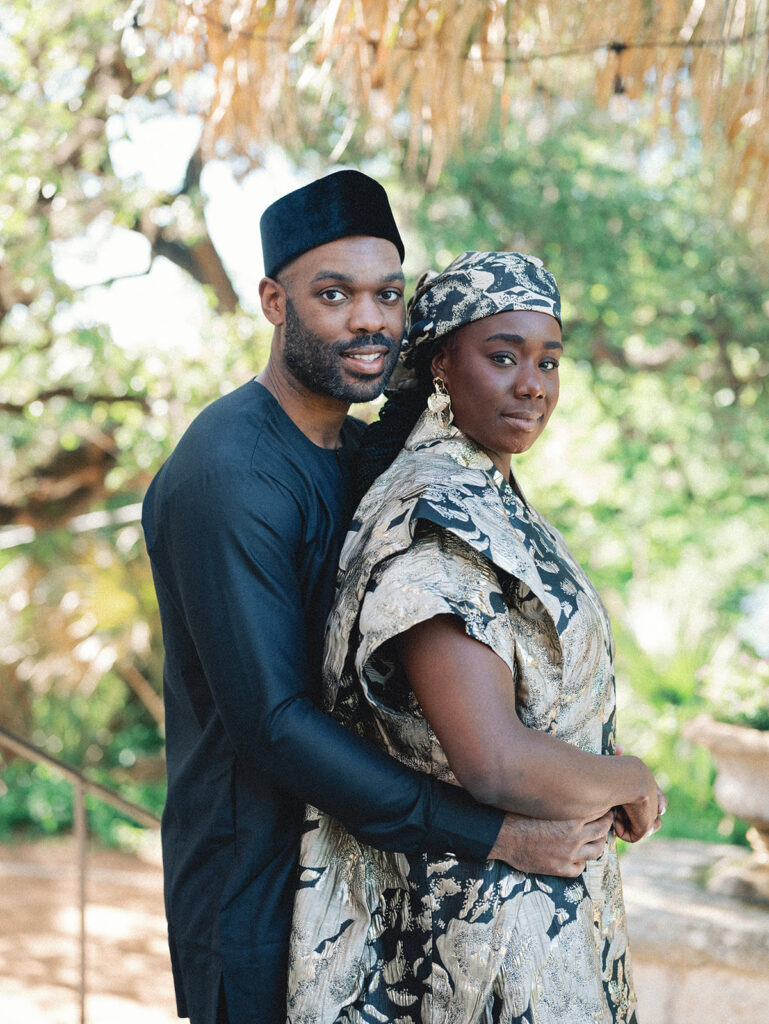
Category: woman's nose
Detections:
[{"x1": 513, "y1": 362, "x2": 546, "y2": 398}]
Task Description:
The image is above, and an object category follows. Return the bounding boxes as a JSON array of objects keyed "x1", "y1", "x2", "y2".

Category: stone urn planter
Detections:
[{"x1": 684, "y1": 714, "x2": 769, "y2": 904}]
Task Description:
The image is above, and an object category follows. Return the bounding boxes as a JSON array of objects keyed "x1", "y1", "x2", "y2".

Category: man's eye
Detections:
[
  {"x1": 320, "y1": 288, "x2": 346, "y2": 302},
  {"x1": 541, "y1": 359, "x2": 560, "y2": 371},
  {"x1": 380, "y1": 288, "x2": 404, "y2": 303}
]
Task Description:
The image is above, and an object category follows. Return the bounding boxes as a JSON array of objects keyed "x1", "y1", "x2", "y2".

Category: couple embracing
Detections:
[{"x1": 143, "y1": 170, "x2": 664, "y2": 1024}]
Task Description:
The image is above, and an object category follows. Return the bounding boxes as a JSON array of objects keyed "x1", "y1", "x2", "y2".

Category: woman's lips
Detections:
[{"x1": 502, "y1": 412, "x2": 541, "y2": 431}]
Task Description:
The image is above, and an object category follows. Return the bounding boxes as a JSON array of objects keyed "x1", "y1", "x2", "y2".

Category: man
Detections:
[{"x1": 142, "y1": 170, "x2": 612, "y2": 1024}]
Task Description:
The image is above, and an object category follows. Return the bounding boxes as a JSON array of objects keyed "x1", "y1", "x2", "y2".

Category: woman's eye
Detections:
[
  {"x1": 491, "y1": 353, "x2": 516, "y2": 365},
  {"x1": 541, "y1": 359, "x2": 560, "y2": 371}
]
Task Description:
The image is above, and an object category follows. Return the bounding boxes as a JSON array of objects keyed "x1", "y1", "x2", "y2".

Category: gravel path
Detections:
[
  {"x1": 4, "y1": 834, "x2": 761, "y2": 1024},
  {"x1": 0, "y1": 836, "x2": 178, "y2": 1024}
]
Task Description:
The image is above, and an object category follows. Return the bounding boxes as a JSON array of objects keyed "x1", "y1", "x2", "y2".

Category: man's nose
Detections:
[{"x1": 348, "y1": 294, "x2": 386, "y2": 334}]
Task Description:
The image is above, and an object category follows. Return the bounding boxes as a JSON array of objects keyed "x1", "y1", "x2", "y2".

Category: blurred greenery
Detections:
[
  {"x1": 0, "y1": 0, "x2": 766, "y2": 848},
  {"x1": 404, "y1": 119, "x2": 769, "y2": 843}
]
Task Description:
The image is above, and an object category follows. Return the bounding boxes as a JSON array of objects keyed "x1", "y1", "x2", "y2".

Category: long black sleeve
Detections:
[
  {"x1": 142, "y1": 382, "x2": 503, "y2": 1023},
  {"x1": 148, "y1": 463, "x2": 502, "y2": 857}
]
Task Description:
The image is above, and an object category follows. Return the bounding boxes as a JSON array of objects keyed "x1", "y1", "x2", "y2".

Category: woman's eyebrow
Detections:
[{"x1": 483, "y1": 332, "x2": 563, "y2": 350}]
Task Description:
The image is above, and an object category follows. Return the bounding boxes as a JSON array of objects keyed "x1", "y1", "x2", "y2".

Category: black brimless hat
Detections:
[{"x1": 260, "y1": 169, "x2": 405, "y2": 279}]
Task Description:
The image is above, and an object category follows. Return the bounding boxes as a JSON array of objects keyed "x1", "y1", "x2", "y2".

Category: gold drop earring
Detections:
[{"x1": 427, "y1": 376, "x2": 453, "y2": 422}]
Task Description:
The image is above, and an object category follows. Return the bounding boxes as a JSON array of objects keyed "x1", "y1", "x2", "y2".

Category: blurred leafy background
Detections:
[{"x1": 1, "y1": 0, "x2": 767, "y2": 847}]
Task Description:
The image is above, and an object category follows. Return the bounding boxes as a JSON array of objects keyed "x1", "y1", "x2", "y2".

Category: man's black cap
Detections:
[{"x1": 260, "y1": 169, "x2": 405, "y2": 279}]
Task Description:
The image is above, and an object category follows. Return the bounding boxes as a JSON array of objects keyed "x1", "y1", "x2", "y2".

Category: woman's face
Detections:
[{"x1": 431, "y1": 309, "x2": 562, "y2": 479}]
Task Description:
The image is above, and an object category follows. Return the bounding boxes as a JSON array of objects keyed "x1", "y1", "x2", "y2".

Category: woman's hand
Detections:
[{"x1": 613, "y1": 765, "x2": 666, "y2": 842}]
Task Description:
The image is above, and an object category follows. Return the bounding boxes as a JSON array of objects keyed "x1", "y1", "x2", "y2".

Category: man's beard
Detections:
[{"x1": 282, "y1": 298, "x2": 401, "y2": 403}]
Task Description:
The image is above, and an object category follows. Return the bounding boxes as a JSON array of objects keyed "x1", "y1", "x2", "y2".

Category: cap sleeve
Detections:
[{"x1": 355, "y1": 521, "x2": 517, "y2": 713}]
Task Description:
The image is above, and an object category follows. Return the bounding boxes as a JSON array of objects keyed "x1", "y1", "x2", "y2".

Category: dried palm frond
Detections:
[{"x1": 142, "y1": 0, "x2": 769, "y2": 202}]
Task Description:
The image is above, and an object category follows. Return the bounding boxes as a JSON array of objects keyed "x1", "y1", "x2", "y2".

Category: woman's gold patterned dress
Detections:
[{"x1": 286, "y1": 410, "x2": 638, "y2": 1024}]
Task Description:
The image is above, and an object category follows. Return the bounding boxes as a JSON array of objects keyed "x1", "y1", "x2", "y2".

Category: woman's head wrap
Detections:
[
  {"x1": 389, "y1": 250, "x2": 561, "y2": 393},
  {"x1": 354, "y1": 250, "x2": 560, "y2": 502}
]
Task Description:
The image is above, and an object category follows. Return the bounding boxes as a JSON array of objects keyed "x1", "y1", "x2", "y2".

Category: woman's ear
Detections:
[{"x1": 430, "y1": 344, "x2": 449, "y2": 382}]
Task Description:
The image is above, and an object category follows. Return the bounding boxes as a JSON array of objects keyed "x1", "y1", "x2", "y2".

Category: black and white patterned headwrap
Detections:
[{"x1": 389, "y1": 251, "x2": 561, "y2": 392}]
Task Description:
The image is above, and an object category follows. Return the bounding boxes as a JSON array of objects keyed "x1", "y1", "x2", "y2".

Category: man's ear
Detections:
[{"x1": 259, "y1": 277, "x2": 286, "y2": 326}]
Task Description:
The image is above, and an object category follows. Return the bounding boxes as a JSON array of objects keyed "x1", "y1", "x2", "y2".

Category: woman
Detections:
[{"x1": 287, "y1": 251, "x2": 662, "y2": 1023}]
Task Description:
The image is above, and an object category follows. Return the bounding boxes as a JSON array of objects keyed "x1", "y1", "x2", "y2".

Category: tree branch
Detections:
[
  {"x1": 131, "y1": 146, "x2": 240, "y2": 313},
  {"x1": 116, "y1": 660, "x2": 165, "y2": 729},
  {"x1": 150, "y1": 233, "x2": 239, "y2": 312},
  {"x1": 74, "y1": 266, "x2": 153, "y2": 291},
  {"x1": 0, "y1": 388, "x2": 150, "y2": 415}
]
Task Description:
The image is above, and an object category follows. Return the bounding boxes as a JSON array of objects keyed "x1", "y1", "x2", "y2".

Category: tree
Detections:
[
  {"x1": 1, "y1": 0, "x2": 766, "y2": 844},
  {"x1": 149, "y1": 0, "x2": 769, "y2": 204},
  {"x1": 0, "y1": 0, "x2": 265, "y2": 837},
  {"x1": 405, "y1": 115, "x2": 768, "y2": 838}
]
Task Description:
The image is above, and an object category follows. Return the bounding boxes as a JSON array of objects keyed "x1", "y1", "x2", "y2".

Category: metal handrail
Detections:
[
  {"x1": 0, "y1": 725, "x2": 161, "y2": 1024},
  {"x1": 0, "y1": 727, "x2": 161, "y2": 829}
]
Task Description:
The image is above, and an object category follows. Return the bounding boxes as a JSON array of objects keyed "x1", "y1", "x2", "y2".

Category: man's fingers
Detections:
[
  {"x1": 586, "y1": 827, "x2": 610, "y2": 847},
  {"x1": 561, "y1": 860, "x2": 586, "y2": 877},
  {"x1": 584, "y1": 810, "x2": 614, "y2": 833},
  {"x1": 582, "y1": 811, "x2": 613, "y2": 843},
  {"x1": 581, "y1": 837, "x2": 607, "y2": 860},
  {"x1": 596, "y1": 814, "x2": 614, "y2": 836}
]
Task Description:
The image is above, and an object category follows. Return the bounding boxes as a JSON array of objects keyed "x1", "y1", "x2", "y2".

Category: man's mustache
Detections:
[{"x1": 333, "y1": 333, "x2": 402, "y2": 354}]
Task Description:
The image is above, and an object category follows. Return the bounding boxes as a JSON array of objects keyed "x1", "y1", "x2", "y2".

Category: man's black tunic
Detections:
[{"x1": 142, "y1": 380, "x2": 503, "y2": 1024}]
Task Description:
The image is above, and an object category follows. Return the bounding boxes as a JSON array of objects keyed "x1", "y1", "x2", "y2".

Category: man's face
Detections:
[{"x1": 277, "y1": 236, "x2": 405, "y2": 403}]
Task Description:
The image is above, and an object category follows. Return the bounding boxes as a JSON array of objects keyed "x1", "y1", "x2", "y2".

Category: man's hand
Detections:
[{"x1": 488, "y1": 810, "x2": 614, "y2": 877}]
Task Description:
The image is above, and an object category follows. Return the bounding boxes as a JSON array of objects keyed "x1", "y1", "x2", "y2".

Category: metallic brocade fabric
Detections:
[{"x1": 286, "y1": 410, "x2": 637, "y2": 1024}]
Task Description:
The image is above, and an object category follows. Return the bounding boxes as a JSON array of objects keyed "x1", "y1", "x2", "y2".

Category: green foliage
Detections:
[
  {"x1": 0, "y1": 755, "x2": 166, "y2": 846},
  {"x1": 612, "y1": 626, "x2": 749, "y2": 845},
  {"x1": 0, "y1": 760, "x2": 74, "y2": 836},
  {"x1": 0, "y1": 0, "x2": 269, "y2": 845},
  {"x1": 403, "y1": 116, "x2": 769, "y2": 844},
  {"x1": 1, "y1": 7, "x2": 766, "y2": 849},
  {"x1": 696, "y1": 639, "x2": 769, "y2": 731}
]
